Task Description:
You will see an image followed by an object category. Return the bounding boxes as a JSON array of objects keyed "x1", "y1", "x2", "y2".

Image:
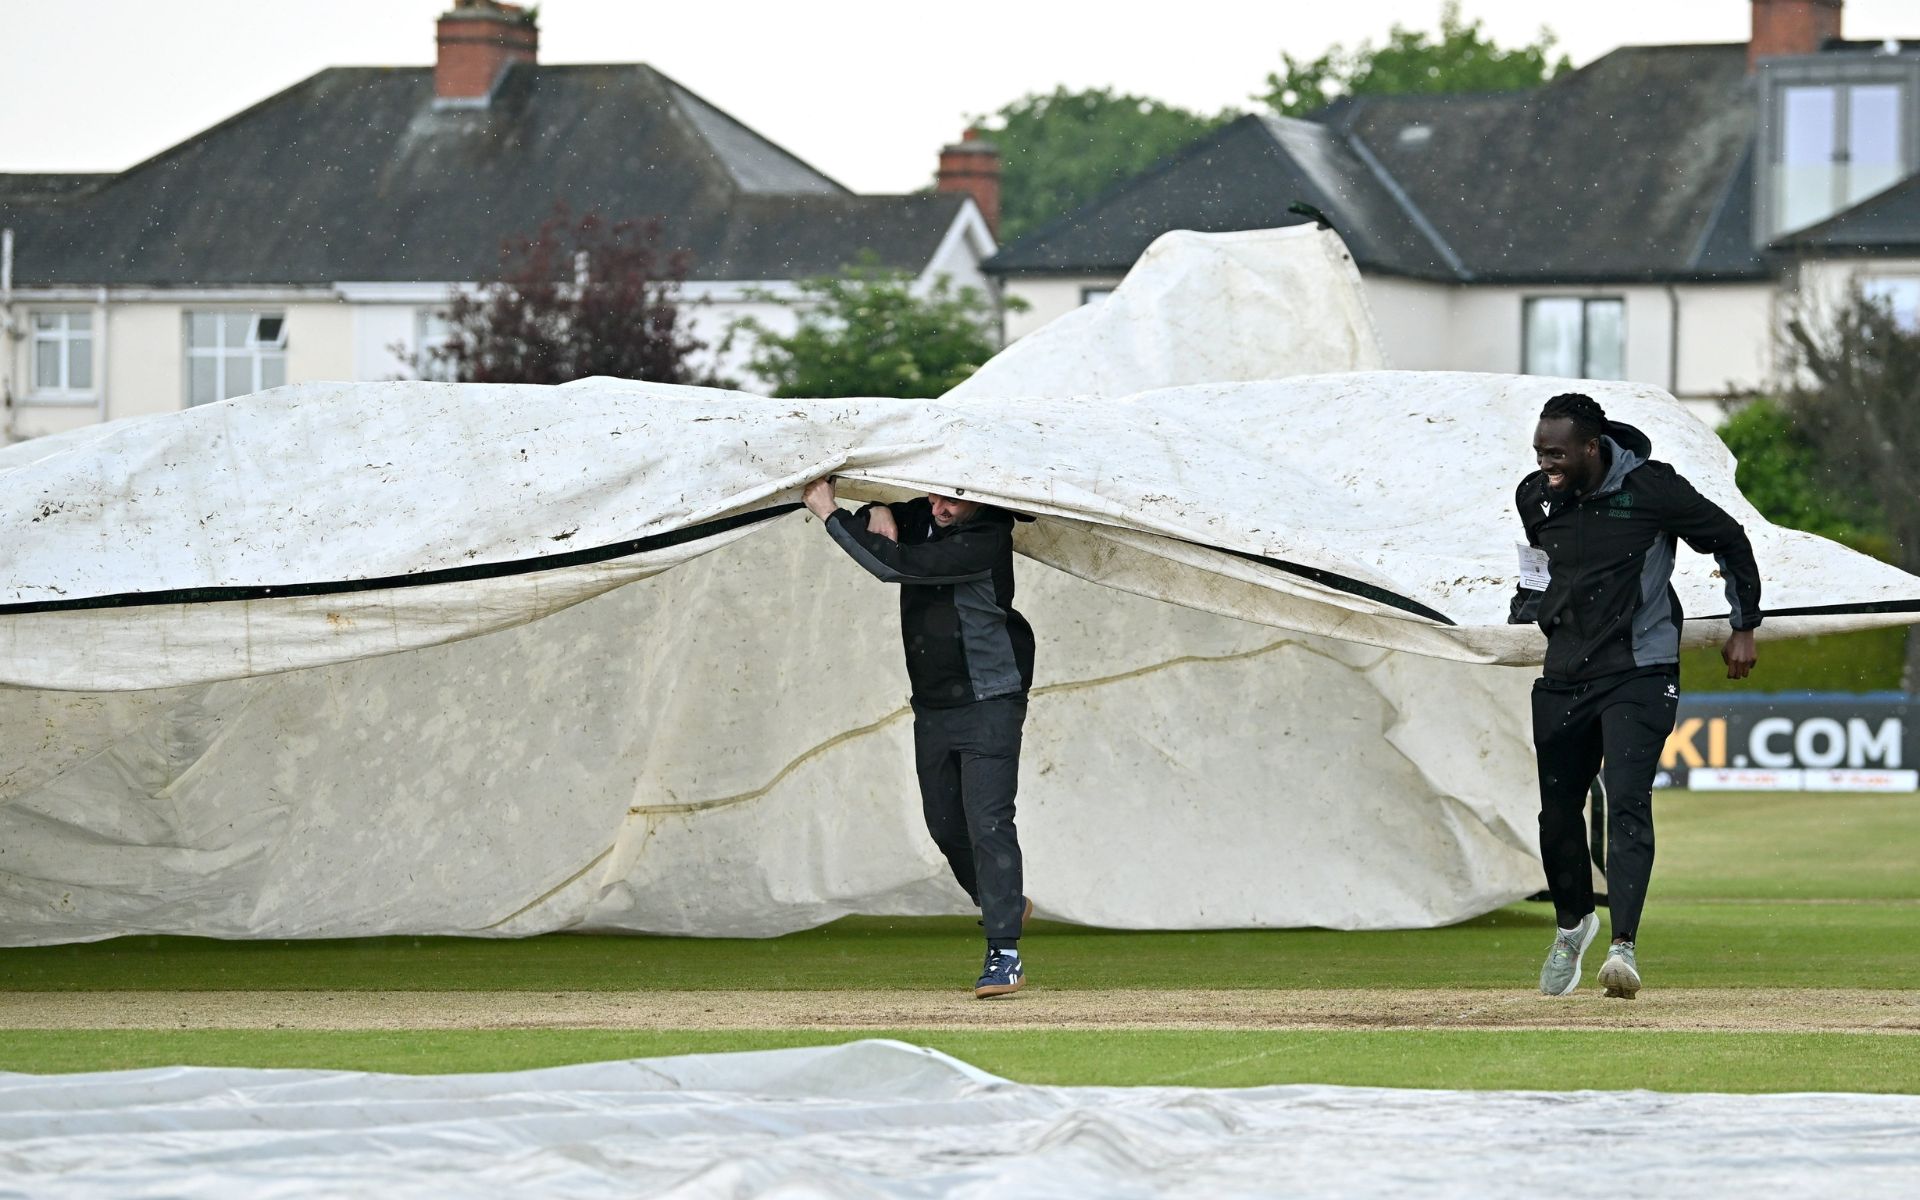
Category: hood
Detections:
[{"x1": 1589, "y1": 422, "x2": 1651, "y2": 499}]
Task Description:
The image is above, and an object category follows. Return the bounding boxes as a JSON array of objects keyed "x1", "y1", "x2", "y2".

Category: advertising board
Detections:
[{"x1": 1656, "y1": 693, "x2": 1913, "y2": 792}]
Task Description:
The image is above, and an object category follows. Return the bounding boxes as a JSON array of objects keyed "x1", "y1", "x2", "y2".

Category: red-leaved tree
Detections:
[{"x1": 419, "y1": 204, "x2": 719, "y2": 385}]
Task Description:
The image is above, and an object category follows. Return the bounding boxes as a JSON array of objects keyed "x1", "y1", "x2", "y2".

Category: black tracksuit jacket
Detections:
[
  {"x1": 1509, "y1": 422, "x2": 1762, "y2": 683},
  {"x1": 824, "y1": 498, "x2": 1035, "y2": 708}
]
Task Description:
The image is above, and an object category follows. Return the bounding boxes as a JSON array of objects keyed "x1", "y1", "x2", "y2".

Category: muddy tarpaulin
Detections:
[{"x1": 2, "y1": 226, "x2": 1915, "y2": 943}]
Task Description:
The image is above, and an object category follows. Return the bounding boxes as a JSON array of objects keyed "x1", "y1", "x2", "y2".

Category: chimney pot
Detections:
[
  {"x1": 937, "y1": 128, "x2": 1001, "y2": 240},
  {"x1": 435, "y1": 1, "x2": 539, "y2": 106}
]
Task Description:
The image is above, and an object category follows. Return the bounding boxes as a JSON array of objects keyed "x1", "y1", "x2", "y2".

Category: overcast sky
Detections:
[{"x1": 2, "y1": 1, "x2": 1915, "y2": 193}]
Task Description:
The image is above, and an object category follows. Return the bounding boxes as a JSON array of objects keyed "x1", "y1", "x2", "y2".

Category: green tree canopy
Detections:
[
  {"x1": 978, "y1": 87, "x2": 1232, "y2": 243},
  {"x1": 1716, "y1": 396, "x2": 1886, "y2": 552},
  {"x1": 1261, "y1": 1, "x2": 1571, "y2": 117},
  {"x1": 731, "y1": 260, "x2": 1012, "y2": 399}
]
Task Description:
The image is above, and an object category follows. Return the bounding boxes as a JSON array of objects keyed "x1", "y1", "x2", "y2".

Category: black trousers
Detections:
[
  {"x1": 912, "y1": 697, "x2": 1027, "y2": 943},
  {"x1": 1530, "y1": 666, "x2": 1678, "y2": 943}
]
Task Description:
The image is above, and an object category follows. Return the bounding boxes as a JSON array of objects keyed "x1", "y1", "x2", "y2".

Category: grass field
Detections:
[{"x1": 2, "y1": 791, "x2": 1916, "y2": 1090}]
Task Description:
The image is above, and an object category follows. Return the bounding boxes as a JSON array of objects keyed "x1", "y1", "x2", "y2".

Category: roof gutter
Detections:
[{"x1": 1666, "y1": 282, "x2": 1681, "y2": 397}]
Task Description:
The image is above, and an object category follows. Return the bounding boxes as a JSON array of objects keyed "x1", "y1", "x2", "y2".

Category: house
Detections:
[
  {"x1": 0, "y1": 1, "x2": 1001, "y2": 443},
  {"x1": 985, "y1": 0, "x2": 1920, "y2": 419}
]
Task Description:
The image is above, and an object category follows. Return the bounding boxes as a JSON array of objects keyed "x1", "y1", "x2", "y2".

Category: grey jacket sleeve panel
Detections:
[
  {"x1": 1658, "y1": 470, "x2": 1763, "y2": 630},
  {"x1": 823, "y1": 510, "x2": 994, "y2": 586}
]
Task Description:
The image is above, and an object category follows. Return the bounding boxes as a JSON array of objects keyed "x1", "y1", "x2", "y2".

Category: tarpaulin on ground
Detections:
[
  {"x1": 2, "y1": 225, "x2": 1916, "y2": 943},
  {"x1": 2, "y1": 1041, "x2": 1915, "y2": 1198}
]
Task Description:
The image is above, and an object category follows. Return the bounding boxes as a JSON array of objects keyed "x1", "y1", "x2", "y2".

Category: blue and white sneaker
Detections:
[
  {"x1": 1538, "y1": 911, "x2": 1599, "y2": 996},
  {"x1": 974, "y1": 949, "x2": 1025, "y2": 999}
]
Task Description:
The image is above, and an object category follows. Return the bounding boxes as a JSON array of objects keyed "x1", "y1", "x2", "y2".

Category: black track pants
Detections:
[
  {"x1": 912, "y1": 697, "x2": 1026, "y2": 942},
  {"x1": 1530, "y1": 667, "x2": 1678, "y2": 942}
]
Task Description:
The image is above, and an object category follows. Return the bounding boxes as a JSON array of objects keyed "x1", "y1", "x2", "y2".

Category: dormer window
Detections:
[
  {"x1": 1777, "y1": 82, "x2": 1904, "y2": 233},
  {"x1": 1759, "y1": 54, "x2": 1920, "y2": 240}
]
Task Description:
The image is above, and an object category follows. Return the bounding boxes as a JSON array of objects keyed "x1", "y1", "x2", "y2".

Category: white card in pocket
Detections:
[{"x1": 1518, "y1": 544, "x2": 1551, "y2": 592}]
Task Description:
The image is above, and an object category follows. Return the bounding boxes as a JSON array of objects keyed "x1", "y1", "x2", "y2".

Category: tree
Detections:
[
  {"x1": 1716, "y1": 397, "x2": 1886, "y2": 553},
  {"x1": 731, "y1": 260, "x2": 1011, "y2": 399},
  {"x1": 1261, "y1": 1, "x2": 1571, "y2": 117},
  {"x1": 1777, "y1": 291, "x2": 1920, "y2": 689},
  {"x1": 977, "y1": 88, "x2": 1232, "y2": 243},
  {"x1": 417, "y1": 203, "x2": 718, "y2": 385}
]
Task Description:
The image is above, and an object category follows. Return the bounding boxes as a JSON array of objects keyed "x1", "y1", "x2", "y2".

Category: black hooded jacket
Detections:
[
  {"x1": 1509, "y1": 421, "x2": 1762, "y2": 683},
  {"x1": 824, "y1": 498, "x2": 1035, "y2": 708}
]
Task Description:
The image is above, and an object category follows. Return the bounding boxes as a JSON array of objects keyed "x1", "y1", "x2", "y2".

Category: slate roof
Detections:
[
  {"x1": 1776, "y1": 170, "x2": 1920, "y2": 253},
  {"x1": 0, "y1": 64, "x2": 966, "y2": 287},
  {"x1": 1326, "y1": 44, "x2": 1765, "y2": 282},
  {"x1": 983, "y1": 114, "x2": 1458, "y2": 281},
  {"x1": 989, "y1": 43, "x2": 1778, "y2": 284}
]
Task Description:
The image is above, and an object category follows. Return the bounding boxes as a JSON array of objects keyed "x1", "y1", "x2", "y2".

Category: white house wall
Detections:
[
  {"x1": 105, "y1": 304, "x2": 183, "y2": 421},
  {"x1": 1673, "y1": 284, "x2": 1775, "y2": 399},
  {"x1": 287, "y1": 302, "x2": 354, "y2": 385},
  {"x1": 1357, "y1": 277, "x2": 1454, "y2": 369},
  {"x1": 1003, "y1": 278, "x2": 1123, "y2": 342}
]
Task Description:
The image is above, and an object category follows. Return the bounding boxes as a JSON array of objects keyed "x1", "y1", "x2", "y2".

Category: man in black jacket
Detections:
[
  {"x1": 1510, "y1": 393, "x2": 1761, "y2": 1000},
  {"x1": 802, "y1": 476, "x2": 1035, "y2": 998}
]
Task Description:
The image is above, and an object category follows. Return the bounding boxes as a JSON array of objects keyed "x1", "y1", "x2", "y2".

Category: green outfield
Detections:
[{"x1": 2, "y1": 791, "x2": 1916, "y2": 1090}]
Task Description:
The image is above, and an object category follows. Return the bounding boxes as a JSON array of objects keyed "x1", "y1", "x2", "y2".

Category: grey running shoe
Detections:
[
  {"x1": 1538, "y1": 911, "x2": 1599, "y2": 996},
  {"x1": 1599, "y1": 941, "x2": 1641, "y2": 1000}
]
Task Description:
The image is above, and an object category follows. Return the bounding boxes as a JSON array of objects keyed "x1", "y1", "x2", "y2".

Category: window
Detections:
[
  {"x1": 1775, "y1": 82, "x2": 1908, "y2": 235},
  {"x1": 414, "y1": 308, "x2": 458, "y2": 381},
  {"x1": 1523, "y1": 297, "x2": 1625, "y2": 380},
  {"x1": 1863, "y1": 277, "x2": 1920, "y2": 331},
  {"x1": 30, "y1": 311, "x2": 94, "y2": 396},
  {"x1": 1080, "y1": 286, "x2": 1116, "y2": 306},
  {"x1": 186, "y1": 311, "x2": 287, "y2": 405}
]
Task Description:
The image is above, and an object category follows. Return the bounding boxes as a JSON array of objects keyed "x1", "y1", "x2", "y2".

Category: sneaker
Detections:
[
  {"x1": 1538, "y1": 911, "x2": 1599, "y2": 996},
  {"x1": 974, "y1": 949, "x2": 1025, "y2": 999},
  {"x1": 1598, "y1": 941, "x2": 1641, "y2": 1000}
]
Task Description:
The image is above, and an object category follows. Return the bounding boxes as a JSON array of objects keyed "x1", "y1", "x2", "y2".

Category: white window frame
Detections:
[
  {"x1": 1080, "y1": 286, "x2": 1116, "y2": 306},
  {"x1": 1521, "y1": 296, "x2": 1627, "y2": 380},
  {"x1": 414, "y1": 307, "x2": 459, "y2": 381},
  {"x1": 27, "y1": 309, "x2": 96, "y2": 404},
  {"x1": 184, "y1": 310, "x2": 288, "y2": 406}
]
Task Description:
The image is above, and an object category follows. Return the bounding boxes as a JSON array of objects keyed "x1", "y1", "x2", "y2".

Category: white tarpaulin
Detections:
[
  {"x1": 2, "y1": 1041, "x2": 1915, "y2": 1198},
  {"x1": 3, "y1": 226, "x2": 1917, "y2": 943}
]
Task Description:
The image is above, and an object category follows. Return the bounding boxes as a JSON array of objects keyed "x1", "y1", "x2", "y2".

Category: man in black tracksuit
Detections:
[
  {"x1": 802, "y1": 477, "x2": 1035, "y2": 999},
  {"x1": 1511, "y1": 393, "x2": 1761, "y2": 1000}
]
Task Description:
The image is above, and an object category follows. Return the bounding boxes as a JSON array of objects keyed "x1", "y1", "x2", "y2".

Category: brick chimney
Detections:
[
  {"x1": 1750, "y1": 0, "x2": 1844, "y2": 70},
  {"x1": 435, "y1": 1, "x2": 538, "y2": 106},
  {"x1": 937, "y1": 128, "x2": 1001, "y2": 239}
]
